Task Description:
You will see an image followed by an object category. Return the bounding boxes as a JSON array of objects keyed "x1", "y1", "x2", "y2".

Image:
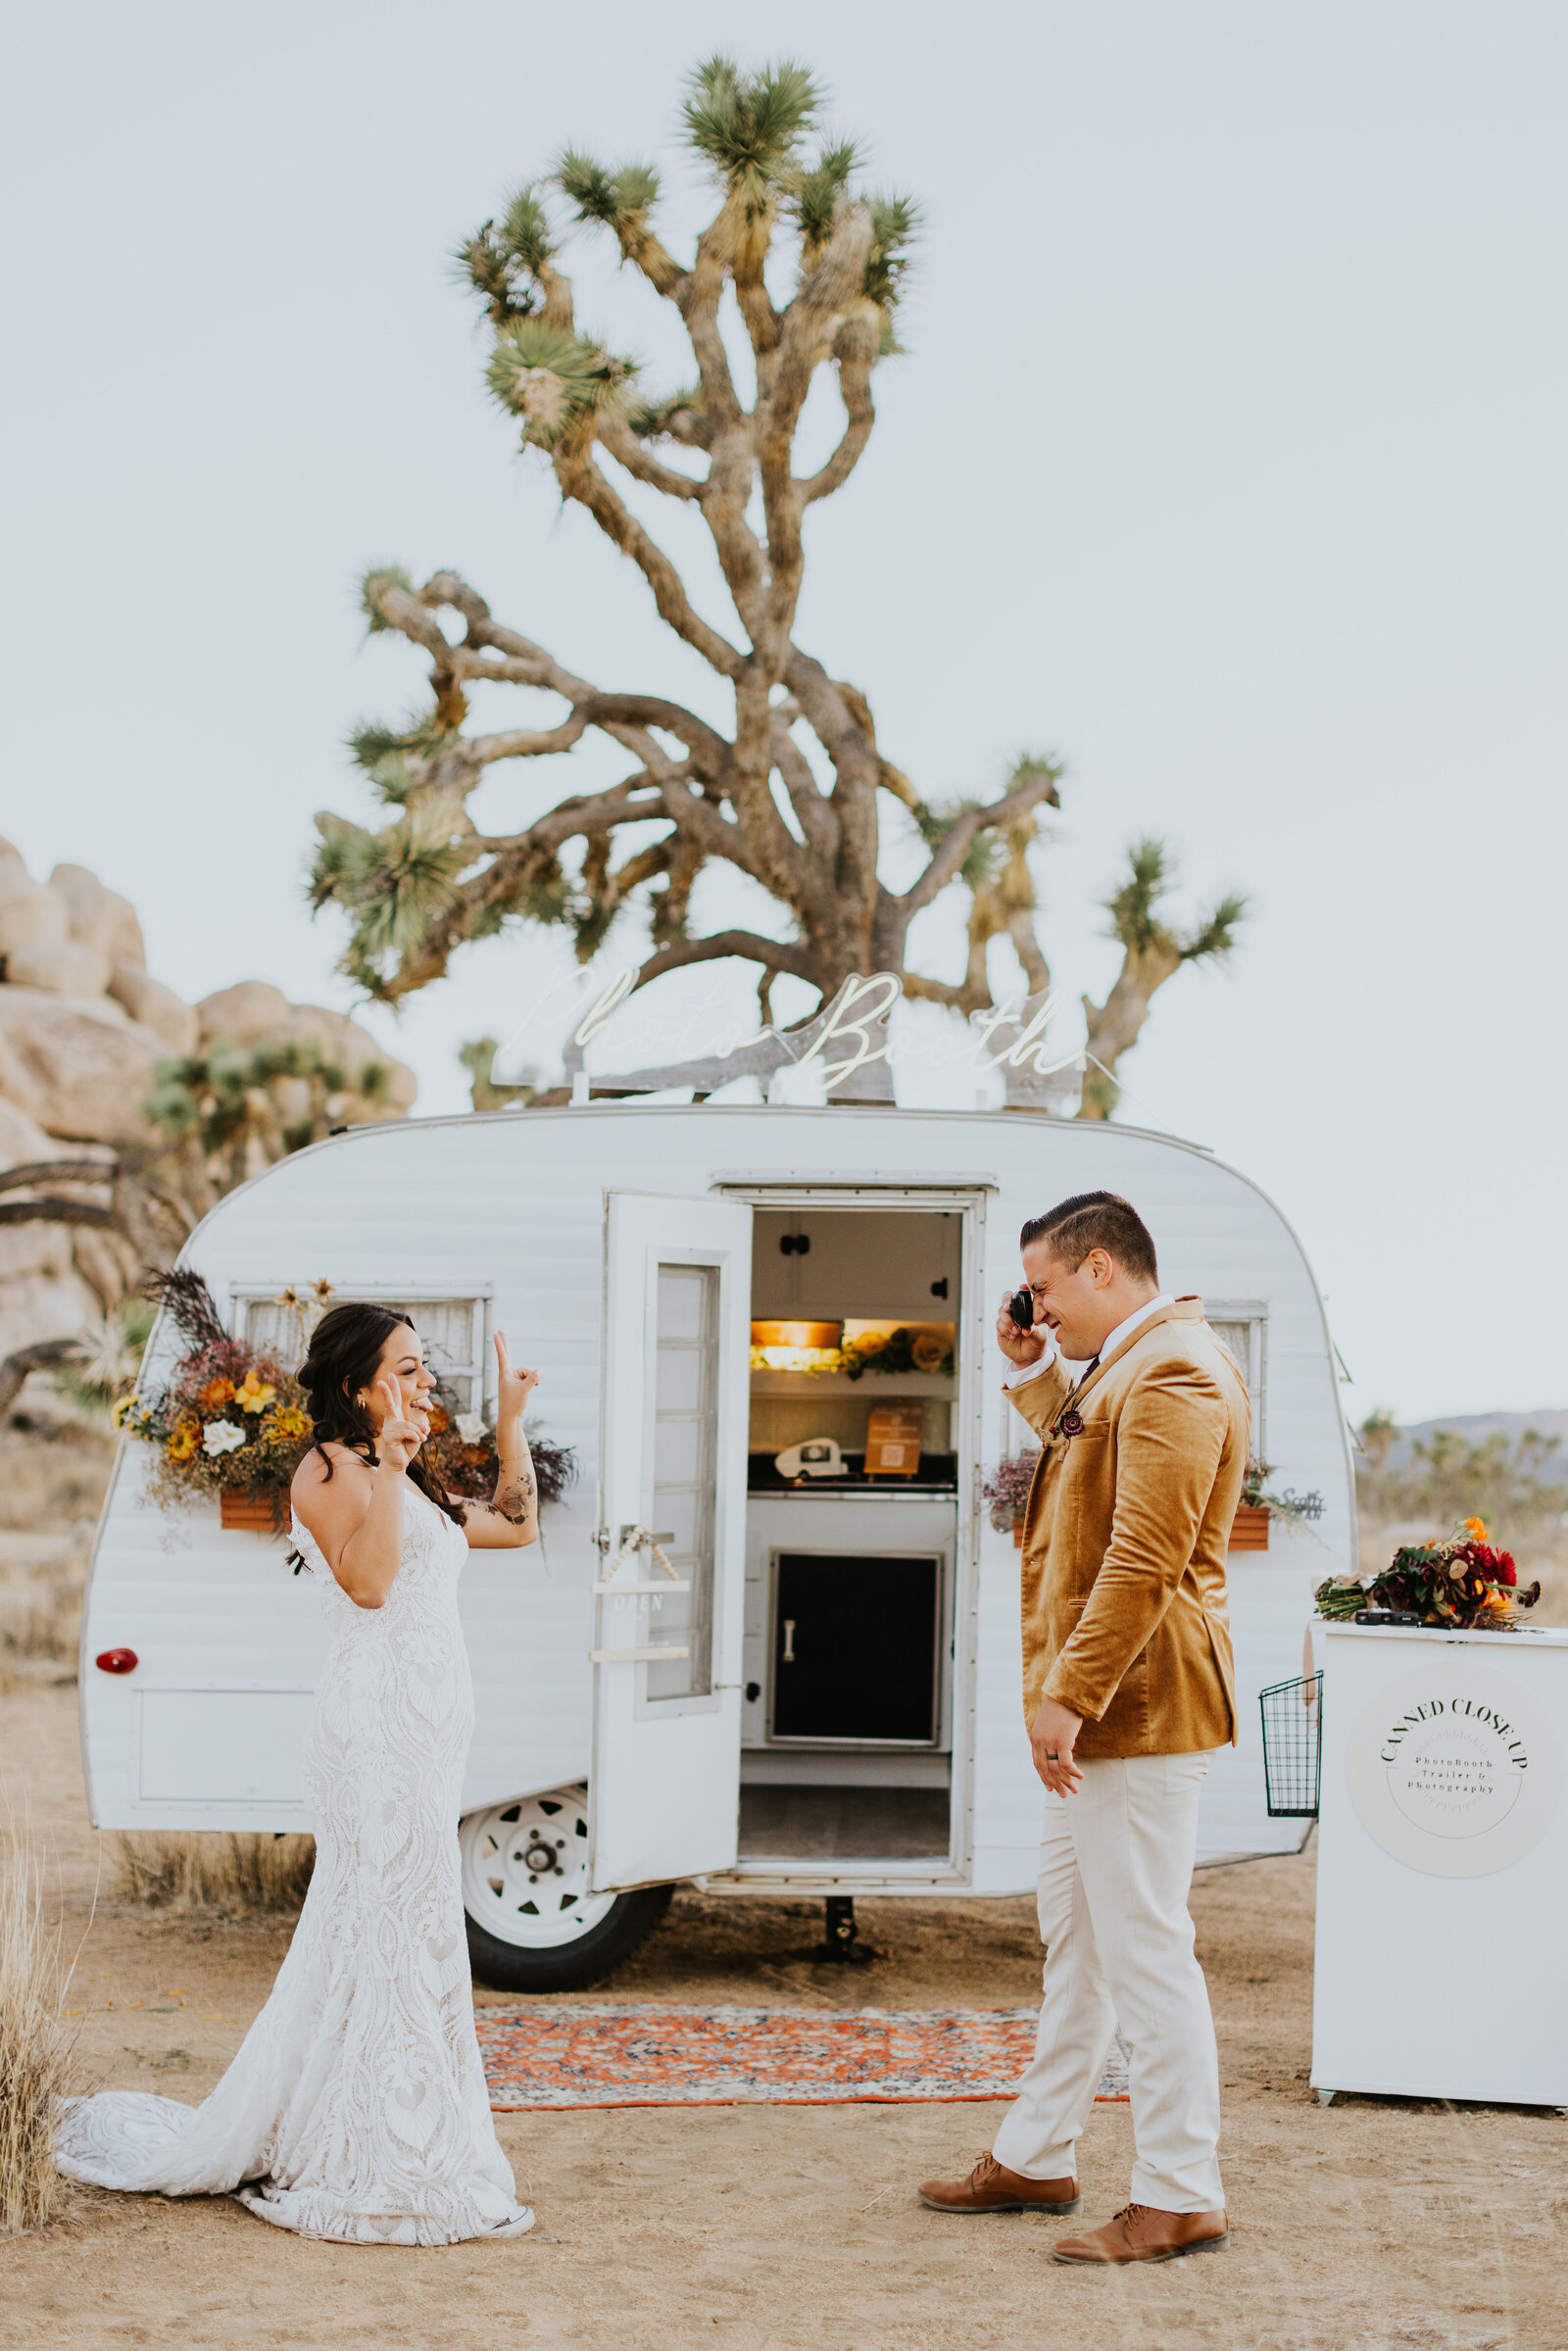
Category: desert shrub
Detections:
[
  {"x1": 112, "y1": 1833, "x2": 315, "y2": 1915},
  {"x1": 0, "y1": 1821, "x2": 74, "y2": 2233},
  {"x1": 1356, "y1": 1420, "x2": 1568, "y2": 1532}
]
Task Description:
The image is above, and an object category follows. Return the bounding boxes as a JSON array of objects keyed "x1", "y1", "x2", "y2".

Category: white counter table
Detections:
[{"x1": 1311, "y1": 1622, "x2": 1568, "y2": 2109}]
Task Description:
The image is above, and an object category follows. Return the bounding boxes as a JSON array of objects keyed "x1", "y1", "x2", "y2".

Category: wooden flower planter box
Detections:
[
  {"x1": 220, "y1": 1489, "x2": 282, "y2": 1533},
  {"x1": 1229, "y1": 1503, "x2": 1271, "y2": 1552}
]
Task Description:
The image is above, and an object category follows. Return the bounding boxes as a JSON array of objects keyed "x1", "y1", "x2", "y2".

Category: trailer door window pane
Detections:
[{"x1": 646, "y1": 1263, "x2": 717, "y2": 1702}]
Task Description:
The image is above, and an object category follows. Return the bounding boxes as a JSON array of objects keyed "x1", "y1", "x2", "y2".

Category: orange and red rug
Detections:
[{"x1": 477, "y1": 2004, "x2": 1132, "y2": 2111}]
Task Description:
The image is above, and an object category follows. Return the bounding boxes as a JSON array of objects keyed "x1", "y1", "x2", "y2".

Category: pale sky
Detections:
[{"x1": 3, "y1": 2, "x2": 1563, "y2": 1422}]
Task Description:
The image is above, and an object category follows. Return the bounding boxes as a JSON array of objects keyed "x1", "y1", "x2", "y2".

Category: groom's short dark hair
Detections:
[{"x1": 1020, "y1": 1192, "x2": 1158, "y2": 1286}]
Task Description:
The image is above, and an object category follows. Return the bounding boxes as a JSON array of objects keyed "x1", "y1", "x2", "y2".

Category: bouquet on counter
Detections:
[{"x1": 1313, "y1": 1517, "x2": 1541, "y2": 1630}]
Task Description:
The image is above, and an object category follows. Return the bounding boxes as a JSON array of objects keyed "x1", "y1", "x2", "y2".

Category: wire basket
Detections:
[{"x1": 1258, "y1": 1669, "x2": 1323, "y2": 1818}]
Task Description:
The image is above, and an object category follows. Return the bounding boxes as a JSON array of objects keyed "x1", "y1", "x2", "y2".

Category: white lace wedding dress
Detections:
[{"x1": 57, "y1": 1481, "x2": 535, "y2": 2245}]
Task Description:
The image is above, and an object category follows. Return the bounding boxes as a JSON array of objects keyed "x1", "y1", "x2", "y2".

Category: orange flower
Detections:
[
  {"x1": 1464, "y1": 1516, "x2": 1488, "y2": 1540},
  {"x1": 425, "y1": 1404, "x2": 451, "y2": 1435},
  {"x1": 261, "y1": 1404, "x2": 311, "y2": 1446},
  {"x1": 198, "y1": 1376, "x2": 235, "y2": 1411}
]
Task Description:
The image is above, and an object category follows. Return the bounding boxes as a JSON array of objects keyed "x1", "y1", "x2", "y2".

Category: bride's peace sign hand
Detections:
[
  {"x1": 494, "y1": 1330, "x2": 540, "y2": 1423},
  {"x1": 373, "y1": 1377, "x2": 424, "y2": 1472}
]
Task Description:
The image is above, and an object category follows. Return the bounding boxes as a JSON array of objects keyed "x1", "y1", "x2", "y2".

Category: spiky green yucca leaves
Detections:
[
  {"x1": 486, "y1": 319, "x2": 638, "y2": 447},
  {"x1": 789, "y1": 138, "x2": 858, "y2": 253},
  {"x1": 1103, "y1": 838, "x2": 1247, "y2": 964},
  {"x1": 347, "y1": 709, "x2": 463, "y2": 804},
  {"x1": 358, "y1": 563, "x2": 414, "y2": 635},
  {"x1": 310, "y1": 810, "x2": 470, "y2": 992},
  {"x1": 911, "y1": 755, "x2": 1062, "y2": 889},
  {"x1": 864, "y1": 192, "x2": 920, "y2": 323},
  {"x1": 682, "y1": 55, "x2": 821, "y2": 207},
  {"x1": 558, "y1": 150, "x2": 661, "y2": 232},
  {"x1": 455, "y1": 185, "x2": 559, "y2": 320}
]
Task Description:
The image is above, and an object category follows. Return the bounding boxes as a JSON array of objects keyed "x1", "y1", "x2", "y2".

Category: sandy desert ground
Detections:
[{"x1": 0, "y1": 1674, "x2": 1564, "y2": 2351}]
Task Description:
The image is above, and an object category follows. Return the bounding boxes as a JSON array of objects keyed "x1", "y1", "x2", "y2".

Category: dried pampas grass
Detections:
[
  {"x1": 112, "y1": 1832, "x2": 315, "y2": 1915},
  {"x1": 0, "y1": 1818, "x2": 74, "y2": 2234}
]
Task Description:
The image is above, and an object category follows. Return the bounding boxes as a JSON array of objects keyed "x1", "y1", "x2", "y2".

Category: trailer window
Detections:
[
  {"x1": 241, "y1": 1295, "x2": 486, "y2": 1408},
  {"x1": 645, "y1": 1262, "x2": 718, "y2": 1703},
  {"x1": 1207, "y1": 1306, "x2": 1266, "y2": 1451}
]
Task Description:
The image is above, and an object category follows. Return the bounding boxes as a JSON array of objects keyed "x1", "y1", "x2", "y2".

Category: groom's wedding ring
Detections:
[{"x1": 1046, "y1": 1750, "x2": 1059, "y2": 1761}]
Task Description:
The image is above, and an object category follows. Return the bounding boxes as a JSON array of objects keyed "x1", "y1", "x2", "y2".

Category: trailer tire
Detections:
[
  {"x1": 466, "y1": 1882, "x2": 673, "y2": 1993},
  {"x1": 457, "y1": 1787, "x2": 674, "y2": 1991}
]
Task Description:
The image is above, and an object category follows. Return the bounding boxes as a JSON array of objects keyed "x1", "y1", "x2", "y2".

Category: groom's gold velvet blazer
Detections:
[{"x1": 1006, "y1": 1298, "x2": 1248, "y2": 1757}]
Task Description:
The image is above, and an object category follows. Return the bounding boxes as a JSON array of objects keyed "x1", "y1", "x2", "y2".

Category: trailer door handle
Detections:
[{"x1": 782, "y1": 1618, "x2": 796, "y2": 1664}]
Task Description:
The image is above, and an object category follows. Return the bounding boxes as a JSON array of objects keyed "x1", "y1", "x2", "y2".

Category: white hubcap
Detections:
[{"x1": 459, "y1": 1786, "x2": 616, "y2": 1948}]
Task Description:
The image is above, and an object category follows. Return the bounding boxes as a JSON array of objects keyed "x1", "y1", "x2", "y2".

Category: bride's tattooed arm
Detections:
[
  {"x1": 493, "y1": 1443, "x2": 537, "y2": 1529},
  {"x1": 462, "y1": 1329, "x2": 542, "y2": 1547}
]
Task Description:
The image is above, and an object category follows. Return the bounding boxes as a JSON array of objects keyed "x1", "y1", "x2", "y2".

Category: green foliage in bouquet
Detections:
[{"x1": 1314, "y1": 1516, "x2": 1541, "y2": 1630}]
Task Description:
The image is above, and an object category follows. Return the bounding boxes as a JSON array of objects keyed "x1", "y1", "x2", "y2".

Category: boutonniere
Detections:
[{"x1": 1051, "y1": 1406, "x2": 1085, "y2": 1442}]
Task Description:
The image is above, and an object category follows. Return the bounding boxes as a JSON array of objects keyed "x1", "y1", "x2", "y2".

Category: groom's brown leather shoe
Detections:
[
  {"x1": 918, "y1": 2152, "x2": 1080, "y2": 2215},
  {"x1": 1052, "y1": 2203, "x2": 1229, "y2": 2264}
]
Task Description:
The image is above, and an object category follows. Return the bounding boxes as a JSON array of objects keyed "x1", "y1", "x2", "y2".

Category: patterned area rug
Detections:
[{"x1": 477, "y1": 2004, "x2": 1133, "y2": 2111}]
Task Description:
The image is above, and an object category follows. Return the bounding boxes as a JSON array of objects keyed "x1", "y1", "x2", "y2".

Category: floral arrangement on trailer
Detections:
[
  {"x1": 981, "y1": 1452, "x2": 1039, "y2": 1546},
  {"x1": 115, "y1": 1270, "x2": 574, "y2": 1532},
  {"x1": 1313, "y1": 1517, "x2": 1541, "y2": 1629}
]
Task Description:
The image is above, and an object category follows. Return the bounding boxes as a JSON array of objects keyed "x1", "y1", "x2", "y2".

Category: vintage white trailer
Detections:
[{"x1": 78, "y1": 1102, "x2": 1355, "y2": 1986}]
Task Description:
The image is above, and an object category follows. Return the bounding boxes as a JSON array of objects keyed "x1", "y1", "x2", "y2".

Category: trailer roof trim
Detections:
[{"x1": 711, "y1": 1169, "x2": 1000, "y2": 1191}]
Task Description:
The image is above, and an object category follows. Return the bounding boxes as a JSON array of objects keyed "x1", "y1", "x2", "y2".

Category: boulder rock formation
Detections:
[{"x1": 0, "y1": 840, "x2": 416, "y2": 1365}]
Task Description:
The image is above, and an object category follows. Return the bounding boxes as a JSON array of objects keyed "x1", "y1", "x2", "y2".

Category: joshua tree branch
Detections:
[
  {"x1": 633, "y1": 929, "x2": 817, "y2": 990},
  {"x1": 552, "y1": 446, "x2": 746, "y2": 678}
]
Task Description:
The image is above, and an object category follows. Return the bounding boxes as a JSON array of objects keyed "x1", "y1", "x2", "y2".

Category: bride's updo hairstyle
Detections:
[{"x1": 297, "y1": 1300, "x2": 465, "y2": 1531}]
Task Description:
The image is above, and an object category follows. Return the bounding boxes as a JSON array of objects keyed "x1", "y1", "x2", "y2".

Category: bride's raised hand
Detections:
[
  {"x1": 373, "y1": 1376, "x2": 424, "y2": 1472},
  {"x1": 494, "y1": 1331, "x2": 540, "y2": 1427}
]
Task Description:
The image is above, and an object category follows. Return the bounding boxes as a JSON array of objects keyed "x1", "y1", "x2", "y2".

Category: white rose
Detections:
[
  {"x1": 202, "y1": 1420, "x2": 247, "y2": 1457},
  {"x1": 455, "y1": 1412, "x2": 486, "y2": 1445}
]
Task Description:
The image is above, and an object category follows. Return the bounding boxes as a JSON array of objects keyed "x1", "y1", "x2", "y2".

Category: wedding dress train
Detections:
[{"x1": 57, "y1": 1482, "x2": 534, "y2": 2245}]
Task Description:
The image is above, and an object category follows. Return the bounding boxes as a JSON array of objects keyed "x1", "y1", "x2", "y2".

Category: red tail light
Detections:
[{"x1": 95, "y1": 1648, "x2": 138, "y2": 1675}]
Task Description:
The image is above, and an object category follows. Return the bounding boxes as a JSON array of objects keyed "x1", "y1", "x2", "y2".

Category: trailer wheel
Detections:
[{"x1": 458, "y1": 1786, "x2": 673, "y2": 1992}]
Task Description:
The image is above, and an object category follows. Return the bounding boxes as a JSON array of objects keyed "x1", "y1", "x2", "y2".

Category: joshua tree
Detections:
[{"x1": 312, "y1": 56, "x2": 1244, "y2": 1110}]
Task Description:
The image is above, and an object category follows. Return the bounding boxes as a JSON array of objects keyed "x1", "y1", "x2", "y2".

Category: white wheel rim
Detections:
[{"x1": 459, "y1": 1786, "x2": 617, "y2": 1948}]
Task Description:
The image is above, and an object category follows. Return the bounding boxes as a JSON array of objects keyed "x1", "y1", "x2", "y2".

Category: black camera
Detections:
[{"x1": 1007, "y1": 1287, "x2": 1035, "y2": 1331}]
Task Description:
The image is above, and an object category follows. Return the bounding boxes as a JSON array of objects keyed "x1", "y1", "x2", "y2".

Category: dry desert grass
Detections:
[{"x1": 0, "y1": 1816, "x2": 74, "y2": 2235}]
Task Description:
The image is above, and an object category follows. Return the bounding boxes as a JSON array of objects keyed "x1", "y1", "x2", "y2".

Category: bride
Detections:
[{"x1": 58, "y1": 1300, "x2": 543, "y2": 2245}]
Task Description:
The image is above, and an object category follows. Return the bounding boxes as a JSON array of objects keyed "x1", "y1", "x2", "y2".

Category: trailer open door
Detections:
[{"x1": 589, "y1": 1191, "x2": 753, "y2": 1891}]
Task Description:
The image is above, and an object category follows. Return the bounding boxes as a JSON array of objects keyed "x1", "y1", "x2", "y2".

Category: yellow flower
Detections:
[
  {"x1": 234, "y1": 1371, "x2": 277, "y2": 1415},
  {"x1": 260, "y1": 1404, "x2": 311, "y2": 1446},
  {"x1": 112, "y1": 1393, "x2": 141, "y2": 1429},
  {"x1": 166, "y1": 1413, "x2": 201, "y2": 1465},
  {"x1": 911, "y1": 1335, "x2": 947, "y2": 1373}
]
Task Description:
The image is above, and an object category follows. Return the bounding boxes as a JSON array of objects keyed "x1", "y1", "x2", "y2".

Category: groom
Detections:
[{"x1": 918, "y1": 1191, "x2": 1247, "y2": 2264}]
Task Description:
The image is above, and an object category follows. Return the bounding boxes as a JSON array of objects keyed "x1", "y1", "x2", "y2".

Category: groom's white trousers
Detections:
[{"x1": 990, "y1": 1750, "x2": 1224, "y2": 2213}]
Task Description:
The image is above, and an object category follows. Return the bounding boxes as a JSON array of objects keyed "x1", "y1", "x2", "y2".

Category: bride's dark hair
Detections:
[{"x1": 297, "y1": 1301, "x2": 465, "y2": 1532}]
